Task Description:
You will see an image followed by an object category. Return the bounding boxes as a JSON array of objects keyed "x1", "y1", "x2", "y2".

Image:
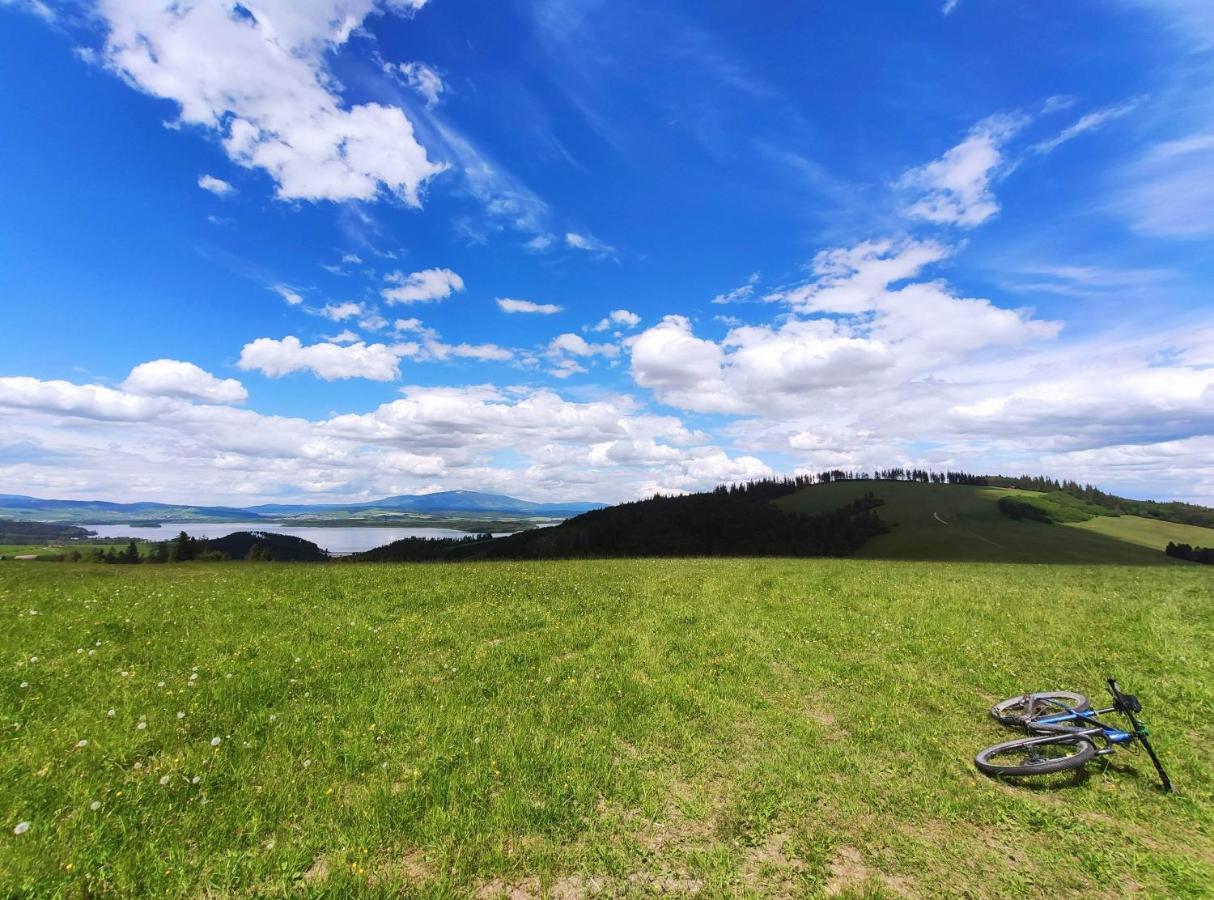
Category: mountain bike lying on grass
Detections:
[{"x1": 975, "y1": 677, "x2": 1175, "y2": 792}]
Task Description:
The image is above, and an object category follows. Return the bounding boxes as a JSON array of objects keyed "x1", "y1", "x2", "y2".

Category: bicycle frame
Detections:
[{"x1": 1032, "y1": 706, "x2": 1135, "y2": 745}]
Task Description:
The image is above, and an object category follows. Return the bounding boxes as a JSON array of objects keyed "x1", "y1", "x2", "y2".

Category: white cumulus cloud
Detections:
[
  {"x1": 122, "y1": 359, "x2": 247, "y2": 404},
  {"x1": 549, "y1": 333, "x2": 619, "y2": 358},
  {"x1": 0, "y1": 376, "x2": 174, "y2": 421},
  {"x1": 590, "y1": 309, "x2": 641, "y2": 332},
  {"x1": 497, "y1": 298, "x2": 563, "y2": 314},
  {"x1": 631, "y1": 239, "x2": 1060, "y2": 416},
  {"x1": 901, "y1": 113, "x2": 1027, "y2": 227},
  {"x1": 237, "y1": 336, "x2": 401, "y2": 381},
  {"x1": 88, "y1": 0, "x2": 445, "y2": 203},
  {"x1": 382, "y1": 268, "x2": 465, "y2": 304},
  {"x1": 317, "y1": 301, "x2": 363, "y2": 321},
  {"x1": 197, "y1": 173, "x2": 235, "y2": 196}
]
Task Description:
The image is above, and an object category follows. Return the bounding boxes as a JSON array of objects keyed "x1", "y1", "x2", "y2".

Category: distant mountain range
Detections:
[{"x1": 0, "y1": 490, "x2": 602, "y2": 524}]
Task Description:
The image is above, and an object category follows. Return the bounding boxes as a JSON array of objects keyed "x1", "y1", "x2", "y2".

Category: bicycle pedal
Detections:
[{"x1": 1096, "y1": 747, "x2": 1116, "y2": 756}]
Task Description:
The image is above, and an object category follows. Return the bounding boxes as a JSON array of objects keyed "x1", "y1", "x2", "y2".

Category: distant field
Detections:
[
  {"x1": 0, "y1": 543, "x2": 144, "y2": 560},
  {"x1": 1073, "y1": 514, "x2": 1214, "y2": 551},
  {"x1": 776, "y1": 480, "x2": 1213, "y2": 564},
  {"x1": 2, "y1": 560, "x2": 1211, "y2": 897}
]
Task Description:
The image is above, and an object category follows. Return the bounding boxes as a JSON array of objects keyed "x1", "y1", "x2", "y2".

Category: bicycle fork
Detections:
[{"x1": 1108, "y1": 677, "x2": 1175, "y2": 794}]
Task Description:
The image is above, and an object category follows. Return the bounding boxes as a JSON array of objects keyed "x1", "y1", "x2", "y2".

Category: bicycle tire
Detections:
[
  {"x1": 975, "y1": 735, "x2": 1096, "y2": 777},
  {"x1": 990, "y1": 691, "x2": 1090, "y2": 727}
]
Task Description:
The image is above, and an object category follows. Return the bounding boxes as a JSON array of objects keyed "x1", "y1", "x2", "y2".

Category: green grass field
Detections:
[
  {"x1": 776, "y1": 481, "x2": 1213, "y2": 564},
  {"x1": 2, "y1": 560, "x2": 1212, "y2": 897}
]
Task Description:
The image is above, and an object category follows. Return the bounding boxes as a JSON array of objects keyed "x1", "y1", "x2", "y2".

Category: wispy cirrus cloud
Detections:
[
  {"x1": 384, "y1": 60, "x2": 446, "y2": 108},
  {"x1": 1113, "y1": 132, "x2": 1214, "y2": 238},
  {"x1": 0, "y1": 0, "x2": 52, "y2": 21},
  {"x1": 564, "y1": 231, "x2": 616, "y2": 256},
  {"x1": 271, "y1": 284, "x2": 304, "y2": 306},
  {"x1": 711, "y1": 272, "x2": 760, "y2": 305},
  {"x1": 1031, "y1": 97, "x2": 1145, "y2": 155}
]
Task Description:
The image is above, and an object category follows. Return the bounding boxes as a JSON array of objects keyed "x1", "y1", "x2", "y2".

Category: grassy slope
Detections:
[
  {"x1": 776, "y1": 480, "x2": 1212, "y2": 564},
  {"x1": 1073, "y1": 514, "x2": 1214, "y2": 551},
  {"x1": 2, "y1": 561, "x2": 1212, "y2": 897}
]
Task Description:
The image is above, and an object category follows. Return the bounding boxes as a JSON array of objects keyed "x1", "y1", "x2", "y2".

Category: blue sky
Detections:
[{"x1": 1, "y1": 0, "x2": 1212, "y2": 505}]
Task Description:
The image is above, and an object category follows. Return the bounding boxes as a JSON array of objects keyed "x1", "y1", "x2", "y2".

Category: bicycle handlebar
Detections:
[{"x1": 1106, "y1": 675, "x2": 1175, "y2": 794}]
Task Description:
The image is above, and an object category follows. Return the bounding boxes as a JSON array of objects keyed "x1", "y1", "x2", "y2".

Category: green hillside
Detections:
[{"x1": 775, "y1": 480, "x2": 1213, "y2": 564}]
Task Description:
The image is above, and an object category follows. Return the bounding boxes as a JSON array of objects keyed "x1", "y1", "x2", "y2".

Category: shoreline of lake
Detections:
[{"x1": 82, "y1": 522, "x2": 506, "y2": 555}]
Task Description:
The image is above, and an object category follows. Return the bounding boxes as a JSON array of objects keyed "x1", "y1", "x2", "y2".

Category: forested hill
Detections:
[
  {"x1": 352, "y1": 469, "x2": 1214, "y2": 565},
  {"x1": 0, "y1": 520, "x2": 93, "y2": 544},
  {"x1": 352, "y1": 481, "x2": 889, "y2": 562}
]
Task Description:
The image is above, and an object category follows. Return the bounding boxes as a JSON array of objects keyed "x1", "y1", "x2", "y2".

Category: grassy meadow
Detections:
[{"x1": 2, "y1": 559, "x2": 1212, "y2": 897}]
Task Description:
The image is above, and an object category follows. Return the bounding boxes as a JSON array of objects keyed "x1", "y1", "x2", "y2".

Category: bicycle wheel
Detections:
[
  {"x1": 990, "y1": 691, "x2": 1090, "y2": 727},
  {"x1": 975, "y1": 735, "x2": 1096, "y2": 777}
]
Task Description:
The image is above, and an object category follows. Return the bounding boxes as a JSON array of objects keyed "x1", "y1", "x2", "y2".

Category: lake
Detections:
[{"x1": 83, "y1": 522, "x2": 484, "y2": 555}]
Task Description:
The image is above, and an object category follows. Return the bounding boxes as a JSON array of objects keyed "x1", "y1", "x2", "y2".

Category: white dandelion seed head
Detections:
[
  {"x1": 157, "y1": 681, "x2": 165, "y2": 688},
  {"x1": 89, "y1": 801, "x2": 101, "y2": 811},
  {"x1": 176, "y1": 711, "x2": 185, "y2": 719},
  {"x1": 302, "y1": 759, "x2": 311, "y2": 768},
  {"x1": 191, "y1": 775, "x2": 200, "y2": 784},
  {"x1": 19, "y1": 682, "x2": 28, "y2": 689},
  {"x1": 107, "y1": 709, "x2": 115, "y2": 717},
  {"x1": 137, "y1": 721, "x2": 147, "y2": 730},
  {"x1": 13, "y1": 821, "x2": 30, "y2": 835},
  {"x1": 159, "y1": 775, "x2": 171, "y2": 785},
  {"x1": 76, "y1": 739, "x2": 88, "y2": 748},
  {"x1": 210, "y1": 736, "x2": 221, "y2": 747}
]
